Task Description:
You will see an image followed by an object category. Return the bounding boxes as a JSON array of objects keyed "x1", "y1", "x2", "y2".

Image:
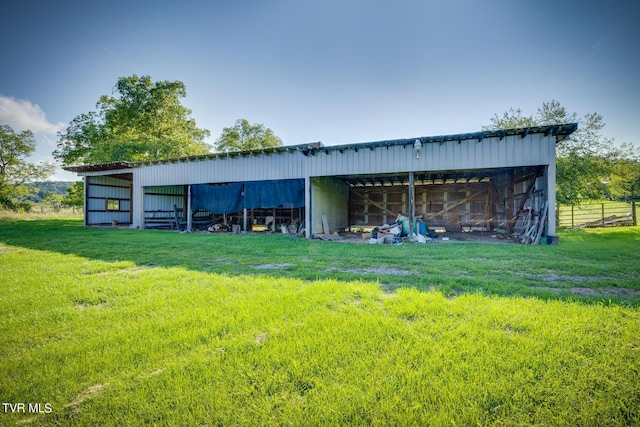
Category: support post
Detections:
[
  {"x1": 304, "y1": 176, "x2": 311, "y2": 238},
  {"x1": 83, "y1": 176, "x2": 88, "y2": 227},
  {"x1": 272, "y1": 208, "x2": 276, "y2": 232},
  {"x1": 187, "y1": 185, "x2": 192, "y2": 232},
  {"x1": 243, "y1": 208, "x2": 248, "y2": 234},
  {"x1": 408, "y1": 172, "x2": 415, "y2": 237},
  {"x1": 546, "y1": 162, "x2": 558, "y2": 244},
  {"x1": 633, "y1": 202, "x2": 637, "y2": 226}
]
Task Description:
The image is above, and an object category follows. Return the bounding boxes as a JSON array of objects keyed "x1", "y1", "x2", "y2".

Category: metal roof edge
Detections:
[
  {"x1": 312, "y1": 123, "x2": 578, "y2": 155},
  {"x1": 63, "y1": 124, "x2": 577, "y2": 172},
  {"x1": 63, "y1": 161, "x2": 134, "y2": 173}
]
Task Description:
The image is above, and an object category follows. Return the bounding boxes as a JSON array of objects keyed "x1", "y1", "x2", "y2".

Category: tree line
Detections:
[
  {"x1": 1, "y1": 75, "x2": 638, "y2": 211},
  {"x1": 483, "y1": 100, "x2": 640, "y2": 205}
]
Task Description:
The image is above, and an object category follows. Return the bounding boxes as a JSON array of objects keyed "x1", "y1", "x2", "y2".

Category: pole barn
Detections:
[{"x1": 65, "y1": 124, "x2": 577, "y2": 244}]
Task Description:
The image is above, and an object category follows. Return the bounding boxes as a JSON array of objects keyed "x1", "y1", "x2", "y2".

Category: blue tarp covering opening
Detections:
[
  {"x1": 191, "y1": 179, "x2": 304, "y2": 214},
  {"x1": 244, "y1": 179, "x2": 304, "y2": 209},
  {"x1": 191, "y1": 182, "x2": 243, "y2": 214}
]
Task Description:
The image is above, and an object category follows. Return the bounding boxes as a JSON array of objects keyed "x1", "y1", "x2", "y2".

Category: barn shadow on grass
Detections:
[{"x1": 1, "y1": 218, "x2": 638, "y2": 306}]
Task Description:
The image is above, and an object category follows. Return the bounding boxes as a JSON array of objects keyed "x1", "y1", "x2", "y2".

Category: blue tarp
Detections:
[
  {"x1": 191, "y1": 182, "x2": 243, "y2": 214},
  {"x1": 191, "y1": 179, "x2": 304, "y2": 214},
  {"x1": 244, "y1": 179, "x2": 305, "y2": 209}
]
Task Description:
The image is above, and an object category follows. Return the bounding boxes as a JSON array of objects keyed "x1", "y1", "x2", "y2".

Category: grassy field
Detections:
[{"x1": 1, "y1": 218, "x2": 639, "y2": 425}]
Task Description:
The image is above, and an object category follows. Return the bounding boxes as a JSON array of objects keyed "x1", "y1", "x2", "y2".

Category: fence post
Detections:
[
  {"x1": 571, "y1": 205, "x2": 574, "y2": 228},
  {"x1": 633, "y1": 202, "x2": 637, "y2": 226},
  {"x1": 602, "y1": 203, "x2": 605, "y2": 227}
]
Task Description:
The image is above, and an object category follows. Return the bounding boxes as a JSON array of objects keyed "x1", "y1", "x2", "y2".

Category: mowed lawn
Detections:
[{"x1": 0, "y1": 219, "x2": 639, "y2": 426}]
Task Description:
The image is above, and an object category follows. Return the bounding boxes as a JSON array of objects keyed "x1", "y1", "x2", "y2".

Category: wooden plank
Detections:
[
  {"x1": 513, "y1": 166, "x2": 544, "y2": 220},
  {"x1": 351, "y1": 189, "x2": 400, "y2": 218},
  {"x1": 322, "y1": 214, "x2": 330, "y2": 234},
  {"x1": 173, "y1": 204, "x2": 180, "y2": 230},
  {"x1": 534, "y1": 202, "x2": 548, "y2": 244},
  {"x1": 424, "y1": 188, "x2": 488, "y2": 219}
]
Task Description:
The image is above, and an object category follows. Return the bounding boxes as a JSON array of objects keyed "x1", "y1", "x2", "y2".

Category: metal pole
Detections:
[
  {"x1": 304, "y1": 176, "x2": 311, "y2": 238},
  {"x1": 409, "y1": 172, "x2": 415, "y2": 237},
  {"x1": 187, "y1": 185, "x2": 192, "y2": 232},
  {"x1": 83, "y1": 177, "x2": 88, "y2": 227},
  {"x1": 243, "y1": 208, "x2": 248, "y2": 234},
  {"x1": 242, "y1": 182, "x2": 248, "y2": 234}
]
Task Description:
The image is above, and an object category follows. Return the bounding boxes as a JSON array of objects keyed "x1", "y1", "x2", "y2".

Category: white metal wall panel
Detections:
[
  {"x1": 145, "y1": 185, "x2": 184, "y2": 195},
  {"x1": 86, "y1": 176, "x2": 132, "y2": 225},
  {"x1": 306, "y1": 135, "x2": 554, "y2": 177},
  {"x1": 81, "y1": 169, "x2": 133, "y2": 177},
  {"x1": 144, "y1": 195, "x2": 184, "y2": 211},
  {"x1": 136, "y1": 152, "x2": 308, "y2": 187},
  {"x1": 144, "y1": 186, "x2": 184, "y2": 212},
  {"x1": 82, "y1": 135, "x2": 556, "y2": 187},
  {"x1": 87, "y1": 198, "x2": 107, "y2": 211},
  {"x1": 119, "y1": 200, "x2": 131, "y2": 211},
  {"x1": 87, "y1": 183, "x2": 130, "y2": 199},
  {"x1": 88, "y1": 212, "x2": 131, "y2": 224}
]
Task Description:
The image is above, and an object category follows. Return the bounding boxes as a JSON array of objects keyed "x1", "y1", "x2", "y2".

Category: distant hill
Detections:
[{"x1": 25, "y1": 181, "x2": 78, "y2": 203}]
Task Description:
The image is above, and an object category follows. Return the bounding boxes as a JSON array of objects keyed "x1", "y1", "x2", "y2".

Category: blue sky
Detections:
[{"x1": 1, "y1": 0, "x2": 639, "y2": 180}]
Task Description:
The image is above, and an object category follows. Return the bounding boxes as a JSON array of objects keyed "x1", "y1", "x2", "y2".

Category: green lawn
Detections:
[{"x1": 1, "y1": 218, "x2": 639, "y2": 425}]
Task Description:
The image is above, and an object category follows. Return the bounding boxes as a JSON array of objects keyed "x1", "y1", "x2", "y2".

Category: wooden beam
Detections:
[
  {"x1": 352, "y1": 189, "x2": 400, "y2": 218},
  {"x1": 424, "y1": 188, "x2": 488, "y2": 219}
]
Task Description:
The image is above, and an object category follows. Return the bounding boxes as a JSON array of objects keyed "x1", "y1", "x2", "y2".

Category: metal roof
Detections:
[{"x1": 64, "y1": 161, "x2": 134, "y2": 173}]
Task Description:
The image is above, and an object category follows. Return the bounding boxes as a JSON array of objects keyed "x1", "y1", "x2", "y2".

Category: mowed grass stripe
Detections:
[{"x1": 0, "y1": 219, "x2": 639, "y2": 425}]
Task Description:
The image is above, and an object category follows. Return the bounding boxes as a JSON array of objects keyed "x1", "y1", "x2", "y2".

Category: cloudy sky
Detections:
[{"x1": 1, "y1": 0, "x2": 639, "y2": 180}]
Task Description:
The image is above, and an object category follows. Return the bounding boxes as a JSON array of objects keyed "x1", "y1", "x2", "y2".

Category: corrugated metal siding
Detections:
[
  {"x1": 86, "y1": 176, "x2": 132, "y2": 225},
  {"x1": 307, "y1": 134, "x2": 554, "y2": 177},
  {"x1": 80, "y1": 169, "x2": 133, "y2": 177},
  {"x1": 87, "y1": 198, "x2": 106, "y2": 211},
  {"x1": 87, "y1": 183, "x2": 130, "y2": 199},
  {"x1": 137, "y1": 152, "x2": 308, "y2": 187},
  {"x1": 144, "y1": 186, "x2": 184, "y2": 212},
  {"x1": 82, "y1": 135, "x2": 555, "y2": 186},
  {"x1": 88, "y1": 212, "x2": 131, "y2": 225}
]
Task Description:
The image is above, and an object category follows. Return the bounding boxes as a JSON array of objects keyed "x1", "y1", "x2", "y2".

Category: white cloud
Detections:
[{"x1": 0, "y1": 95, "x2": 66, "y2": 135}]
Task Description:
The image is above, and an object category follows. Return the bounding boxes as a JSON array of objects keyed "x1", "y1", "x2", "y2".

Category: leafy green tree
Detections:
[
  {"x1": 215, "y1": 119, "x2": 283, "y2": 153},
  {"x1": 1, "y1": 124, "x2": 54, "y2": 209},
  {"x1": 42, "y1": 191, "x2": 64, "y2": 212},
  {"x1": 25, "y1": 181, "x2": 75, "y2": 203},
  {"x1": 62, "y1": 181, "x2": 84, "y2": 208},
  {"x1": 483, "y1": 107, "x2": 537, "y2": 130},
  {"x1": 608, "y1": 143, "x2": 640, "y2": 201},
  {"x1": 54, "y1": 75, "x2": 211, "y2": 165},
  {"x1": 484, "y1": 100, "x2": 622, "y2": 205}
]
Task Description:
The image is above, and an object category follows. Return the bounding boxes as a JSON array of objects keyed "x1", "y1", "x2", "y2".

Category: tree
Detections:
[
  {"x1": 62, "y1": 181, "x2": 84, "y2": 209},
  {"x1": 484, "y1": 100, "x2": 621, "y2": 205},
  {"x1": 1, "y1": 124, "x2": 54, "y2": 210},
  {"x1": 608, "y1": 143, "x2": 640, "y2": 201},
  {"x1": 215, "y1": 119, "x2": 283, "y2": 153},
  {"x1": 42, "y1": 191, "x2": 64, "y2": 212},
  {"x1": 54, "y1": 75, "x2": 211, "y2": 165},
  {"x1": 483, "y1": 107, "x2": 538, "y2": 130},
  {"x1": 25, "y1": 181, "x2": 75, "y2": 203}
]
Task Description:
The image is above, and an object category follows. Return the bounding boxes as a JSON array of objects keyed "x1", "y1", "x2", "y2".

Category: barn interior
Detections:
[
  {"x1": 312, "y1": 165, "x2": 549, "y2": 236},
  {"x1": 143, "y1": 179, "x2": 306, "y2": 233}
]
